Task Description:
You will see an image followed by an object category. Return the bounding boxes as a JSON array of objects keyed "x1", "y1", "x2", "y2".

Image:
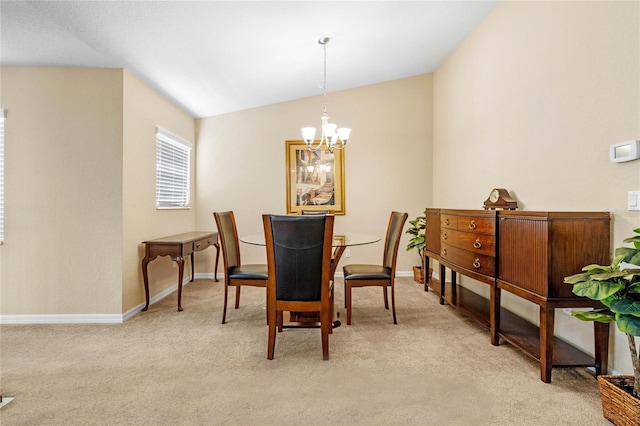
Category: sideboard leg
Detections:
[
  {"x1": 594, "y1": 321, "x2": 610, "y2": 376},
  {"x1": 539, "y1": 306, "x2": 554, "y2": 383},
  {"x1": 439, "y1": 264, "x2": 446, "y2": 305},
  {"x1": 490, "y1": 282, "x2": 500, "y2": 346}
]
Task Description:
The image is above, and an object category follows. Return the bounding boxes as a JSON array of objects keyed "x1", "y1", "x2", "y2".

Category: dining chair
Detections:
[
  {"x1": 342, "y1": 211, "x2": 408, "y2": 325},
  {"x1": 213, "y1": 211, "x2": 268, "y2": 324},
  {"x1": 262, "y1": 214, "x2": 335, "y2": 360}
]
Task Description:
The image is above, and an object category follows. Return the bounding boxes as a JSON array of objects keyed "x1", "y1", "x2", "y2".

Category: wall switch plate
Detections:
[
  {"x1": 629, "y1": 191, "x2": 640, "y2": 211},
  {"x1": 344, "y1": 249, "x2": 350, "y2": 258}
]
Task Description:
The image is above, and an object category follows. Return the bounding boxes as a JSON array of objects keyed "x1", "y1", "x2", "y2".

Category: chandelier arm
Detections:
[{"x1": 306, "y1": 139, "x2": 324, "y2": 151}]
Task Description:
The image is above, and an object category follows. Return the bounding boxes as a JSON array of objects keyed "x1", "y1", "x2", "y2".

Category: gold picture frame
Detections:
[{"x1": 285, "y1": 140, "x2": 345, "y2": 215}]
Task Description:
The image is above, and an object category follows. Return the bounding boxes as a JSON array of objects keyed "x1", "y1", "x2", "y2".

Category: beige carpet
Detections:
[{"x1": 1, "y1": 277, "x2": 610, "y2": 425}]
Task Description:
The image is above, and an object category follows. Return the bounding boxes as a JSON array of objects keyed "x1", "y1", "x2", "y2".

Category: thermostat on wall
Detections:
[{"x1": 609, "y1": 140, "x2": 640, "y2": 163}]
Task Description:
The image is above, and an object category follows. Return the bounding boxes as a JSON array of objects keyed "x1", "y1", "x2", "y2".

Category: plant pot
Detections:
[
  {"x1": 412, "y1": 266, "x2": 433, "y2": 284},
  {"x1": 598, "y1": 375, "x2": 640, "y2": 425},
  {"x1": 412, "y1": 266, "x2": 424, "y2": 284}
]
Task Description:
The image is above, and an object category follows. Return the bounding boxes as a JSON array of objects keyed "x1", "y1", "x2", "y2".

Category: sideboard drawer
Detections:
[
  {"x1": 441, "y1": 244, "x2": 496, "y2": 276},
  {"x1": 441, "y1": 214, "x2": 458, "y2": 230},
  {"x1": 455, "y1": 216, "x2": 495, "y2": 235},
  {"x1": 441, "y1": 229, "x2": 495, "y2": 256},
  {"x1": 441, "y1": 213, "x2": 495, "y2": 235}
]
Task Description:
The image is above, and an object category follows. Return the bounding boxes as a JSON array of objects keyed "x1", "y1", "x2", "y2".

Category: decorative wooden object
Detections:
[
  {"x1": 424, "y1": 208, "x2": 611, "y2": 383},
  {"x1": 483, "y1": 188, "x2": 518, "y2": 210}
]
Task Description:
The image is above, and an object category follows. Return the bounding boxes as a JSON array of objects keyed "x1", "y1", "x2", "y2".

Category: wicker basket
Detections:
[
  {"x1": 413, "y1": 266, "x2": 424, "y2": 284},
  {"x1": 598, "y1": 375, "x2": 640, "y2": 425}
]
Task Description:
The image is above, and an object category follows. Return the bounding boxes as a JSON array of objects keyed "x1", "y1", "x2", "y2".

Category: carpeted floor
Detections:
[{"x1": 1, "y1": 277, "x2": 610, "y2": 425}]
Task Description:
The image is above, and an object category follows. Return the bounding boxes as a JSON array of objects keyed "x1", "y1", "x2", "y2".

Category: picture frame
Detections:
[{"x1": 285, "y1": 140, "x2": 345, "y2": 215}]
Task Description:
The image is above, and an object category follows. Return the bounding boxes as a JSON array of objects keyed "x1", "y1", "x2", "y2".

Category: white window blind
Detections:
[
  {"x1": 155, "y1": 128, "x2": 192, "y2": 209},
  {"x1": 0, "y1": 110, "x2": 5, "y2": 242}
]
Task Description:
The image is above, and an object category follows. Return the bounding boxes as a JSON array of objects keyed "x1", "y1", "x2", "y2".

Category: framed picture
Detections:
[{"x1": 285, "y1": 140, "x2": 345, "y2": 215}]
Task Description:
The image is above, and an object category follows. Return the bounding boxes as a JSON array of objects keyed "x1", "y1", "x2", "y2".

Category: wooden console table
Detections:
[
  {"x1": 142, "y1": 231, "x2": 220, "y2": 312},
  {"x1": 425, "y1": 208, "x2": 611, "y2": 383}
]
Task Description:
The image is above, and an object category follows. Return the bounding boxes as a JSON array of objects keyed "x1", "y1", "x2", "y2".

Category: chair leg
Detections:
[
  {"x1": 330, "y1": 284, "x2": 334, "y2": 334},
  {"x1": 321, "y1": 308, "x2": 330, "y2": 360},
  {"x1": 344, "y1": 281, "x2": 347, "y2": 308},
  {"x1": 222, "y1": 283, "x2": 229, "y2": 324},
  {"x1": 277, "y1": 311, "x2": 283, "y2": 332},
  {"x1": 234, "y1": 286, "x2": 241, "y2": 309},
  {"x1": 391, "y1": 284, "x2": 397, "y2": 324},
  {"x1": 267, "y1": 309, "x2": 277, "y2": 360},
  {"x1": 346, "y1": 281, "x2": 353, "y2": 325},
  {"x1": 383, "y1": 286, "x2": 389, "y2": 310}
]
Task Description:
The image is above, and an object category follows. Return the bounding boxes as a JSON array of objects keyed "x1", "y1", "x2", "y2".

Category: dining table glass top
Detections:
[{"x1": 240, "y1": 233, "x2": 380, "y2": 247}]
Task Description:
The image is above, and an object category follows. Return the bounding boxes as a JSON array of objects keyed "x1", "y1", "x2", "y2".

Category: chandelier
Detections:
[{"x1": 301, "y1": 37, "x2": 351, "y2": 153}]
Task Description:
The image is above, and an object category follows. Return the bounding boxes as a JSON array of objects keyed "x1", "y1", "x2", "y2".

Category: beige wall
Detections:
[
  {"x1": 122, "y1": 70, "x2": 196, "y2": 314},
  {"x1": 433, "y1": 1, "x2": 639, "y2": 375},
  {"x1": 0, "y1": 67, "x2": 196, "y2": 318},
  {"x1": 0, "y1": 67, "x2": 124, "y2": 315},
  {"x1": 194, "y1": 75, "x2": 433, "y2": 274}
]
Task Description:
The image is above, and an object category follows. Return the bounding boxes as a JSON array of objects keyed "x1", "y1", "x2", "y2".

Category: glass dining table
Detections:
[{"x1": 240, "y1": 232, "x2": 380, "y2": 328}]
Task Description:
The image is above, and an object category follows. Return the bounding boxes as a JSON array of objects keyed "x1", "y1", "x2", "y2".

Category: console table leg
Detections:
[
  {"x1": 539, "y1": 306, "x2": 554, "y2": 383},
  {"x1": 190, "y1": 252, "x2": 195, "y2": 282},
  {"x1": 176, "y1": 257, "x2": 185, "y2": 312},
  {"x1": 141, "y1": 255, "x2": 151, "y2": 311}
]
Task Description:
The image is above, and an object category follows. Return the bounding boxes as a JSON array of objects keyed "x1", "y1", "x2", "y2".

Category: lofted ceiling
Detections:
[{"x1": 1, "y1": 1, "x2": 498, "y2": 118}]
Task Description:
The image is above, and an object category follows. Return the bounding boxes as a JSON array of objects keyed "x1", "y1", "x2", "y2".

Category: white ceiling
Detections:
[{"x1": 1, "y1": 1, "x2": 498, "y2": 118}]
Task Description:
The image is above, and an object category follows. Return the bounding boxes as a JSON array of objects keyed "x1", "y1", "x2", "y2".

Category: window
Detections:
[
  {"x1": 155, "y1": 128, "x2": 192, "y2": 209},
  {"x1": 0, "y1": 110, "x2": 5, "y2": 242}
]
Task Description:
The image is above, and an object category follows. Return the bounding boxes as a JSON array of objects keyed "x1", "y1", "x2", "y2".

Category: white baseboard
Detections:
[
  {"x1": 0, "y1": 271, "x2": 421, "y2": 325},
  {"x1": 0, "y1": 313, "x2": 124, "y2": 325}
]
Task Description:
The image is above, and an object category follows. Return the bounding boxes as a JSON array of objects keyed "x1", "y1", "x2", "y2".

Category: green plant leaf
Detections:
[
  {"x1": 571, "y1": 309, "x2": 614, "y2": 323},
  {"x1": 616, "y1": 313, "x2": 640, "y2": 336},
  {"x1": 571, "y1": 279, "x2": 624, "y2": 300},
  {"x1": 610, "y1": 299, "x2": 640, "y2": 317},
  {"x1": 616, "y1": 247, "x2": 640, "y2": 266},
  {"x1": 564, "y1": 272, "x2": 595, "y2": 284}
]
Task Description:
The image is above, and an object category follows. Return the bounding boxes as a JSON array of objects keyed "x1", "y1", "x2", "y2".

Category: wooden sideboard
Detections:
[{"x1": 424, "y1": 208, "x2": 611, "y2": 383}]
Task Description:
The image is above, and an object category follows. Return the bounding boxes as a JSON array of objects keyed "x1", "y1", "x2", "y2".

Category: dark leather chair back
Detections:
[{"x1": 267, "y1": 215, "x2": 329, "y2": 301}]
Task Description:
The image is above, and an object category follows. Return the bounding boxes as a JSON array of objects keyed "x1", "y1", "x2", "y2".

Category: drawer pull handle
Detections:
[
  {"x1": 195, "y1": 243, "x2": 201, "y2": 249},
  {"x1": 468, "y1": 220, "x2": 477, "y2": 230},
  {"x1": 473, "y1": 259, "x2": 481, "y2": 269},
  {"x1": 442, "y1": 232, "x2": 448, "y2": 240},
  {"x1": 442, "y1": 248, "x2": 447, "y2": 256},
  {"x1": 444, "y1": 218, "x2": 450, "y2": 226},
  {"x1": 473, "y1": 239, "x2": 482, "y2": 249}
]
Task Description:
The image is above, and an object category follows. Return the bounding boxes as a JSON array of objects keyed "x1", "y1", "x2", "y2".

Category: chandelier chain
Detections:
[{"x1": 322, "y1": 40, "x2": 327, "y2": 115}]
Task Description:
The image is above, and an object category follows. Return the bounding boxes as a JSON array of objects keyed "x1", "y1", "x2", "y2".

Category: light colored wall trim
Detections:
[
  {"x1": 0, "y1": 271, "x2": 419, "y2": 324},
  {"x1": 0, "y1": 314, "x2": 124, "y2": 325}
]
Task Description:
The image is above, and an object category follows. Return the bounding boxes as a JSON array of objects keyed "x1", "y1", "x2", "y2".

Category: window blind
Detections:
[
  {"x1": 155, "y1": 128, "x2": 192, "y2": 209},
  {"x1": 0, "y1": 110, "x2": 5, "y2": 241}
]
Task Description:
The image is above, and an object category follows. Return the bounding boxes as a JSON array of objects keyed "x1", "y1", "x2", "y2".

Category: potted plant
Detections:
[
  {"x1": 406, "y1": 214, "x2": 429, "y2": 284},
  {"x1": 564, "y1": 228, "x2": 640, "y2": 424}
]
